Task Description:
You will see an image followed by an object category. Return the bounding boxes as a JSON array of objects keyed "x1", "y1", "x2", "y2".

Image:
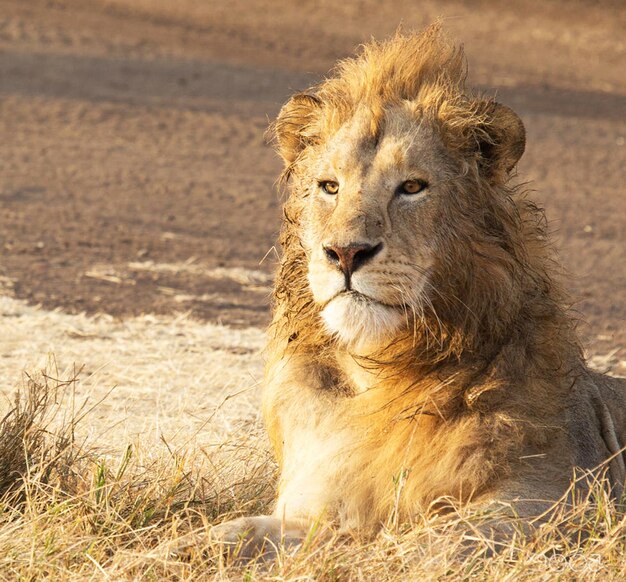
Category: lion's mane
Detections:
[{"x1": 271, "y1": 25, "x2": 579, "y2": 382}]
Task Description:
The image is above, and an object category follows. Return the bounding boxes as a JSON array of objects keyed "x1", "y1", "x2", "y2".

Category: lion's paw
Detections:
[{"x1": 210, "y1": 516, "x2": 305, "y2": 561}]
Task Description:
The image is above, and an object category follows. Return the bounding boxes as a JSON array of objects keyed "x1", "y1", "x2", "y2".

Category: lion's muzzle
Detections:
[{"x1": 322, "y1": 241, "x2": 383, "y2": 288}]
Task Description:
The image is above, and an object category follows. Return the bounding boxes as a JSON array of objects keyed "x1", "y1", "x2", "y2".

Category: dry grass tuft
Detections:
[
  {"x1": 0, "y1": 369, "x2": 625, "y2": 580},
  {"x1": 0, "y1": 370, "x2": 85, "y2": 504}
]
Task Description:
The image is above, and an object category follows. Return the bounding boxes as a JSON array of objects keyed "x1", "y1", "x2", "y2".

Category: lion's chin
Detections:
[{"x1": 321, "y1": 292, "x2": 405, "y2": 352}]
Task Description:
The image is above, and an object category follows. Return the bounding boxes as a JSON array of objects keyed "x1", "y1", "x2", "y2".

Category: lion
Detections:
[{"x1": 212, "y1": 25, "x2": 626, "y2": 557}]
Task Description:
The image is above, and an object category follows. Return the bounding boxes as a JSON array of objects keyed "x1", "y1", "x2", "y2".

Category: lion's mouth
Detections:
[
  {"x1": 342, "y1": 290, "x2": 368, "y2": 302},
  {"x1": 326, "y1": 289, "x2": 399, "y2": 310},
  {"x1": 324, "y1": 289, "x2": 368, "y2": 306}
]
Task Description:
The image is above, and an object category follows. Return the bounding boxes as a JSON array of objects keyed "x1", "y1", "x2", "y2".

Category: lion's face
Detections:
[
  {"x1": 274, "y1": 32, "x2": 526, "y2": 354},
  {"x1": 301, "y1": 106, "x2": 459, "y2": 351}
]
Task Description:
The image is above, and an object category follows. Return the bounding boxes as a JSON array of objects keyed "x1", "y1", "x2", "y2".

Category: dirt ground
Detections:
[{"x1": 0, "y1": 0, "x2": 624, "y2": 366}]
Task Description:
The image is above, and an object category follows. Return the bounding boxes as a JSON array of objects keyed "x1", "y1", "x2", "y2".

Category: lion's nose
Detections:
[{"x1": 323, "y1": 242, "x2": 383, "y2": 276}]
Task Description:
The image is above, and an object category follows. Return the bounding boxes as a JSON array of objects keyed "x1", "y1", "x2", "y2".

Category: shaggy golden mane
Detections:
[{"x1": 272, "y1": 25, "x2": 579, "y2": 388}]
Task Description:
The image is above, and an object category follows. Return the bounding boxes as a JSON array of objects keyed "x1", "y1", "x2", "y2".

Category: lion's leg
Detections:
[
  {"x1": 210, "y1": 446, "x2": 340, "y2": 560},
  {"x1": 210, "y1": 355, "x2": 347, "y2": 560},
  {"x1": 210, "y1": 431, "x2": 345, "y2": 560}
]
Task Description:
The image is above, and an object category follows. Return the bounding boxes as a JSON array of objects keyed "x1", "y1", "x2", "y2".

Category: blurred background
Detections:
[{"x1": 0, "y1": 0, "x2": 624, "y2": 371}]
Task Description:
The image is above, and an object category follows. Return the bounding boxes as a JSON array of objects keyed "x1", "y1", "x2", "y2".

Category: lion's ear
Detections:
[
  {"x1": 274, "y1": 93, "x2": 322, "y2": 167},
  {"x1": 475, "y1": 101, "x2": 525, "y2": 180}
]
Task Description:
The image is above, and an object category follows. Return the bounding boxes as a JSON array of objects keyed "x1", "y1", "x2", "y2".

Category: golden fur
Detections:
[{"x1": 211, "y1": 25, "x2": 626, "y2": 557}]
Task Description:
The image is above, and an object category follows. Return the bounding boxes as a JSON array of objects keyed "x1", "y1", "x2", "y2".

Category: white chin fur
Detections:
[{"x1": 321, "y1": 293, "x2": 404, "y2": 352}]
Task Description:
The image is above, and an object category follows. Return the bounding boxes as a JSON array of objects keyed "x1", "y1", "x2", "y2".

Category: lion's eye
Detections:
[
  {"x1": 319, "y1": 180, "x2": 339, "y2": 195},
  {"x1": 399, "y1": 179, "x2": 428, "y2": 195}
]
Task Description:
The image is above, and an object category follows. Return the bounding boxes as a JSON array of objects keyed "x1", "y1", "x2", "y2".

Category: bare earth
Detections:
[{"x1": 0, "y1": 0, "x2": 624, "y2": 434}]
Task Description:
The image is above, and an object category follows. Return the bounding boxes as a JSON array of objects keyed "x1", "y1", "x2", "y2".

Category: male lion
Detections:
[{"x1": 213, "y1": 26, "x2": 626, "y2": 556}]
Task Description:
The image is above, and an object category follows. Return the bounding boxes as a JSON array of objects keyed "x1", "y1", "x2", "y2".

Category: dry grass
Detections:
[{"x1": 0, "y1": 370, "x2": 625, "y2": 580}]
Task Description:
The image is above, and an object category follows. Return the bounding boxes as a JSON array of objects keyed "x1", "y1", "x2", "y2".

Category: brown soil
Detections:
[{"x1": 0, "y1": 0, "x2": 624, "y2": 356}]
